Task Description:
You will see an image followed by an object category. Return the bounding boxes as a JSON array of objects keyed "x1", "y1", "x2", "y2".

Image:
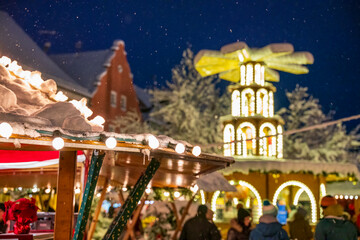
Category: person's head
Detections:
[
  {"x1": 237, "y1": 208, "x2": 251, "y2": 226},
  {"x1": 236, "y1": 202, "x2": 244, "y2": 210},
  {"x1": 320, "y1": 195, "x2": 337, "y2": 209},
  {"x1": 205, "y1": 208, "x2": 214, "y2": 221},
  {"x1": 262, "y1": 200, "x2": 278, "y2": 218},
  {"x1": 197, "y1": 204, "x2": 208, "y2": 218},
  {"x1": 0, "y1": 203, "x2": 5, "y2": 222},
  {"x1": 295, "y1": 206, "x2": 308, "y2": 219}
]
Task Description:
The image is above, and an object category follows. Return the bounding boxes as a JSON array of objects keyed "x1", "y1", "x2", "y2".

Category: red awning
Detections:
[{"x1": 0, "y1": 150, "x2": 86, "y2": 170}]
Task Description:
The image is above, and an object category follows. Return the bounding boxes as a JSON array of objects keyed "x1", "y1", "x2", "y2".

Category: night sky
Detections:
[{"x1": 1, "y1": 1, "x2": 360, "y2": 129}]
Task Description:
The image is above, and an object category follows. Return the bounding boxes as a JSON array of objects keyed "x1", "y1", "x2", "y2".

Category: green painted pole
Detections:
[
  {"x1": 103, "y1": 158, "x2": 161, "y2": 240},
  {"x1": 73, "y1": 150, "x2": 106, "y2": 240}
]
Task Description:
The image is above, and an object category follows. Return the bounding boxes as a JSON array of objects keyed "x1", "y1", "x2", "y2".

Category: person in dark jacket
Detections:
[
  {"x1": 227, "y1": 207, "x2": 252, "y2": 240},
  {"x1": 288, "y1": 206, "x2": 313, "y2": 240},
  {"x1": 249, "y1": 200, "x2": 289, "y2": 240},
  {"x1": 315, "y1": 195, "x2": 357, "y2": 240},
  {"x1": 179, "y1": 205, "x2": 221, "y2": 240}
]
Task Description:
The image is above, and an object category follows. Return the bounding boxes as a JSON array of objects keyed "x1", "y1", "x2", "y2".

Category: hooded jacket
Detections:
[
  {"x1": 315, "y1": 204, "x2": 357, "y2": 240},
  {"x1": 249, "y1": 215, "x2": 289, "y2": 240},
  {"x1": 288, "y1": 209, "x2": 313, "y2": 240}
]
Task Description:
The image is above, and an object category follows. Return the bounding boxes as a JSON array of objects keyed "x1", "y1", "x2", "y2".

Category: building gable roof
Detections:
[
  {"x1": 0, "y1": 11, "x2": 90, "y2": 97},
  {"x1": 50, "y1": 49, "x2": 114, "y2": 94}
]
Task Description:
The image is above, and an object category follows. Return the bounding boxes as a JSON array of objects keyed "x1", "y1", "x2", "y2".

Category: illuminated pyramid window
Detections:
[{"x1": 195, "y1": 42, "x2": 313, "y2": 158}]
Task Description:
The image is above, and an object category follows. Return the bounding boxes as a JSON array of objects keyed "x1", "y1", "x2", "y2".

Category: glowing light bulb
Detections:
[
  {"x1": 190, "y1": 184, "x2": 199, "y2": 193},
  {"x1": 0, "y1": 122, "x2": 13, "y2": 139},
  {"x1": 122, "y1": 187, "x2": 127, "y2": 192},
  {"x1": 3, "y1": 187, "x2": 8, "y2": 193},
  {"x1": 74, "y1": 188, "x2": 81, "y2": 194},
  {"x1": 107, "y1": 185, "x2": 112, "y2": 192},
  {"x1": 192, "y1": 146, "x2": 201, "y2": 156},
  {"x1": 148, "y1": 135, "x2": 159, "y2": 149},
  {"x1": 45, "y1": 188, "x2": 51, "y2": 194},
  {"x1": 18, "y1": 187, "x2": 22, "y2": 191},
  {"x1": 164, "y1": 191, "x2": 170, "y2": 197},
  {"x1": 175, "y1": 143, "x2": 185, "y2": 154},
  {"x1": 105, "y1": 137, "x2": 117, "y2": 149},
  {"x1": 52, "y1": 137, "x2": 64, "y2": 150},
  {"x1": 145, "y1": 188, "x2": 151, "y2": 194},
  {"x1": 229, "y1": 180, "x2": 235, "y2": 185},
  {"x1": 174, "y1": 191, "x2": 181, "y2": 198},
  {"x1": 96, "y1": 193, "x2": 101, "y2": 197}
]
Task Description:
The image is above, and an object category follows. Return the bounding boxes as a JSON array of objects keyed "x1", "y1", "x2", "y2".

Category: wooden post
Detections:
[
  {"x1": 87, "y1": 180, "x2": 108, "y2": 240},
  {"x1": 54, "y1": 151, "x2": 77, "y2": 240},
  {"x1": 73, "y1": 150, "x2": 106, "y2": 240},
  {"x1": 103, "y1": 158, "x2": 161, "y2": 240}
]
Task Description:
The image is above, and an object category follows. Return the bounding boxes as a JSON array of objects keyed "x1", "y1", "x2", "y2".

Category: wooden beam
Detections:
[
  {"x1": 103, "y1": 158, "x2": 161, "y2": 240},
  {"x1": 54, "y1": 151, "x2": 77, "y2": 240},
  {"x1": 87, "y1": 179, "x2": 108, "y2": 240},
  {"x1": 73, "y1": 150, "x2": 106, "y2": 240}
]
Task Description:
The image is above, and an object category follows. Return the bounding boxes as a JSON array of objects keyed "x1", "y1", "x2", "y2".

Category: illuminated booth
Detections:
[{"x1": 194, "y1": 42, "x2": 360, "y2": 225}]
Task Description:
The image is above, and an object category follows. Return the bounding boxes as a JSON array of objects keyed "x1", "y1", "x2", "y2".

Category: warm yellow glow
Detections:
[
  {"x1": 231, "y1": 90, "x2": 241, "y2": 116},
  {"x1": 273, "y1": 181, "x2": 317, "y2": 224},
  {"x1": 255, "y1": 64, "x2": 261, "y2": 85},
  {"x1": 293, "y1": 188, "x2": 304, "y2": 205},
  {"x1": 237, "y1": 122, "x2": 256, "y2": 156},
  {"x1": 260, "y1": 66, "x2": 265, "y2": 86},
  {"x1": 246, "y1": 64, "x2": 253, "y2": 85},
  {"x1": 256, "y1": 89, "x2": 269, "y2": 117},
  {"x1": 174, "y1": 191, "x2": 181, "y2": 198},
  {"x1": 240, "y1": 65, "x2": 246, "y2": 85},
  {"x1": 211, "y1": 190, "x2": 220, "y2": 220},
  {"x1": 147, "y1": 135, "x2": 160, "y2": 149},
  {"x1": 45, "y1": 188, "x2": 51, "y2": 194},
  {"x1": 277, "y1": 125, "x2": 283, "y2": 158},
  {"x1": 269, "y1": 91, "x2": 274, "y2": 117},
  {"x1": 224, "y1": 124, "x2": 235, "y2": 156},
  {"x1": 0, "y1": 122, "x2": 13, "y2": 139},
  {"x1": 259, "y1": 123, "x2": 276, "y2": 157},
  {"x1": 163, "y1": 191, "x2": 170, "y2": 197},
  {"x1": 233, "y1": 197, "x2": 239, "y2": 205},
  {"x1": 238, "y1": 180, "x2": 262, "y2": 223},
  {"x1": 320, "y1": 183, "x2": 326, "y2": 198},
  {"x1": 241, "y1": 88, "x2": 255, "y2": 116},
  {"x1": 229, "y1": 180, "x2": 235, "y2": 185},
  {"x1": 200, "y1": 190, "x2": 206, "y2": 204},
  {"x1": 245, "y1": 197, "x2": 251, "y2": 208}
]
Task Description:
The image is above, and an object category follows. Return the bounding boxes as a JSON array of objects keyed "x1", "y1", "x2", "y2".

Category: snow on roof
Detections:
[
  {"x1": 0, "y1": 11, "x2": 90, "y2": 98},
  {"x1": 50, "y1": 49, "x2": 114, "y2": 93},
  {"x1": 220, "y1": 159, "x2": 360, "y2": 179},
  {"x1": 134, "y1": 85, "x2": 152, "y2": 109}
]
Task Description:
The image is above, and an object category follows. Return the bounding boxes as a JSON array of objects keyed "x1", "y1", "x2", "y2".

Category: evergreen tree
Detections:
[
  {"x1": 110, "y1": 108, "x2": 150, "y2": 134},
  {"x1": 149, "y1": 48, "x2": 229, "y2": 151},
  {"x1": 278, "y1": 85, "x2": 354, "y2": 162}
]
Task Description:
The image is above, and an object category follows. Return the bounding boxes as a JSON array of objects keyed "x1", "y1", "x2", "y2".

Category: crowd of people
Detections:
[{"x1": 180, "y1": 195, "x2": 359, "y2": 240}]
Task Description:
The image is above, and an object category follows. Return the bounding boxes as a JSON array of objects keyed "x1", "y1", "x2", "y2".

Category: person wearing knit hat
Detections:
[
  {"x1": 315, "y1": 195, "x2": 357, "y2": 240},
  {"x1": 227, "y1": 208, "x2": 252, "y2": 240},
  {"x1": 249, "y1": 200, "x2": 289, "y2": 240}
]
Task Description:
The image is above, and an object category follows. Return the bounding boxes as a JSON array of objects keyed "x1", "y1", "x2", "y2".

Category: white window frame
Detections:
[
  {"x1": 110, "y1": 91, "x2": 117, "y2": 108},
  {"x1": 120, "y1": 95, "x2": 127, "y2": 112}
]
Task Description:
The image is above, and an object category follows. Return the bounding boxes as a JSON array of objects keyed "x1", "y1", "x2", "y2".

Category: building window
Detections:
[
  {"x1": 118, "y1": 65, "x2": 123, "y2": 73},
  {"x1": 120, "y1": 95, "x2": 127, "y2": 112},
  {"x1": 108, "y1": 124, "x2": 115, "y2": 132},
  {"x1": 110, "y1": 91, "x2": 117, "y2": 108}
]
